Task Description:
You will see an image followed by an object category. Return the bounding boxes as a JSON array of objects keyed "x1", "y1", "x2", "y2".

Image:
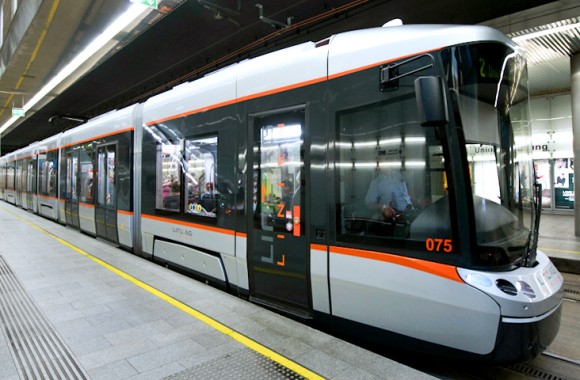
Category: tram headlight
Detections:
[
  {"x1": 465, "y1": 273, "x2": 493, "y2": 287},
  {"x1": 516, "y1": 281, "x2": 536, "y2": 299}
]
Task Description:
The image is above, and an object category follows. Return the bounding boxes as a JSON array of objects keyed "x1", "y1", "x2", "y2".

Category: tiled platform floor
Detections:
[{"x1": 0, "y1": 204, "x2": 432, "y2": 380}]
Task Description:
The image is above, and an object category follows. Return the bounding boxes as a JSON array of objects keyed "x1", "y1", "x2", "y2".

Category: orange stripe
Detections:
[
  {"x1": 310, "y1": 244, "x2": 327, "y2": 252},
  {"x1": 330, "y1": 245, "x2": 463, "y2": 283},
  {"x1": 146, "y1": 76, "x2": 327, "y2": 126},
  {"x1": 4, "y1": 46, "x2": 447, "y2": 159},
  {"x1": 38, "y1": 146, "x2": 60, "y2": 154},
  {"x1": 61, "y1": 127, "x2": 134, "y2": 149},
  {"x1": 142, "y1": 214, "x2": 235, "y2": 236},
  {"x1": 28, "y1": 127, "x2": 134, "y2": 155},
  {"x1": 79, "y1": 202, "x2": 95, "y2": 209},
  {"x1": 146, "y1": 98, "x2": 239, "y2": 126},
  {"x1": 327, "y1": 47, "x2": 442, "y2": 81},
  {"x1": 117, "y1": 210, "x2": 134, "y2": 216},
  {"x1": 236, "y1": 232, "x2": 247, "y2": 238},
  {"x1": 10, "y1": 153, "x2": 36, "y2": 161},
  {"x1": 38, "y1": 194, "x2": 59, "y2": 201},
  {"x1": 151, "y1": 48, "x2": 433, "y2": 124},
  {"x1": 144, "y1": 48, "x2": 444, "y2": 126},
  {"x1": 237, "y1": 76, "x2": 327, "y2": 103}
]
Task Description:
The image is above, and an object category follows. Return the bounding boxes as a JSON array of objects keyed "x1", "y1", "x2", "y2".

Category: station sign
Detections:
[
  {"x1": 130, "y1": 0, "x2": 158, "y2": 9},
  {"x1": 12, "y1": 107, "x2": 25, "y2": 117}
]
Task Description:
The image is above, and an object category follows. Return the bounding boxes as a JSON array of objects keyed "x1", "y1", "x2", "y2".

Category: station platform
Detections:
[
  {"x1": 537, "y1": 212, "x2": 580, "y2": 274},
  {"x1": 0, "y1": 204, "x2": 433, "y2": 380}
]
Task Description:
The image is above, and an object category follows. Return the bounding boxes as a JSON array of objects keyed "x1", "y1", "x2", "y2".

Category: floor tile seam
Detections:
[
  {"x1": 0, "y1": 255, "x2": 90, "y2": 379},
  {"x1": 0, "y1": 208, "x2": 220, "y2": 296},
  {"x1": 1, "y1": 204, "x2": 329, "y2": 380},
  {"x1": 124, "y1": 338, "x2": 209, "y2": 373},
  {"x1": 1, "y1": 208, "x2": 408, "y2": 368},
  {"x1": 2, "y1": 205, "x2": 430, "y2": 380},
  {"x1": 79, "y1": 339, "x2": 161, "y2": 374}
]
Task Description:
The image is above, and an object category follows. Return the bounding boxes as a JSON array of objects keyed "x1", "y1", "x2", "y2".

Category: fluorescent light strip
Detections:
[
  {"x1": 0, "y1": 4, "x2": 150, "y2": 135},
  {"x1": 512, "y1": 21, "x2": 580, "y2": 42}
]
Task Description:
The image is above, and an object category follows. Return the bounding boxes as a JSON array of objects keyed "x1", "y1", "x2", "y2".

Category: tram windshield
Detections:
[{"x1": 443, "y1": 43, "x2": 534, "y2": 267}]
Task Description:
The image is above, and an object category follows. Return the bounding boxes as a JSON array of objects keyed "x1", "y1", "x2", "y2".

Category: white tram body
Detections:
[{"x1": 0, "y1": 24, "x2": 563, "y2": 363}]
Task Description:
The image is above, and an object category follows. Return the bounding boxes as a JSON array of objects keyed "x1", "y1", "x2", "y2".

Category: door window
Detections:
[
  {"x1": 66, "y1": 154, "x2": 79, "y2": 202},
  {"x1": 79, "y1": 147, "x2": 93, "y2": 204},
  {"x1": 97, "y1": 146, "x2": 116, "y2": 207},
  {"x1": 15, "y1": 161, "x2": 22, "y2": 192},
  {"x1": 97, "y1": 150, "x2": 106, "y2": 205},
  {"x1": 255, "y1": 120, "x2": 303, "y2": 235},
  {"x1": 249, "y1": 107, "x2": 308, "y2": 311},
  {"x1": 106, "y1": 149, "x2": 116, "y2": 206},
  {"x1": 27, "y1": 162, "x2": 35, "y2": 193}
]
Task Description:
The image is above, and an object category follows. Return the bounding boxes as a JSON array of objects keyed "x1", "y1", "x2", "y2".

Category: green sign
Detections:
[
  {"x1": 555, "y1": 173, "x2": 574, "y2": 209},
  {"x1": 131, "y1": 0, "x2": 158, "y2": 9},
  {"x1": 12, "y1": 107, "x2": 25, "y2": 117}
]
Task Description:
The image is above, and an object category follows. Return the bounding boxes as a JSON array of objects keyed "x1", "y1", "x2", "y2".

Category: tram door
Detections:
[
  {"x1": 247, "y1": 108, "x2": 310, "y2": 316},
  {"x1": 27, "y1": 160, "x2": 36, "y2": 211},
  {"x1": 65, "y1": 152, "x2": 80, "y2": 229},
  {"x1": 95, "y1": 145, "x2": 118, "y2": 244},
  {"x1": 15, "y1": 161, "x2": 22, "y2": 206}
]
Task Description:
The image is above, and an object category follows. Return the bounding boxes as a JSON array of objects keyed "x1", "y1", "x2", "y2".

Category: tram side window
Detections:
[
  {"x1": 184, "y1": 136, "x2": 218, "y2": 218},
  {"x1": 21, "y1": 160, "x2": 27, "y2": 193},
  {"x1": 22, "y1": 159, "x2": 31, "y2": 194},
  {"x1": 39, "y1": 154, "x2": 59, "y2": 197},
  {"x1": 16, "y1": 161, "x2": 23, "y2": 192},
  {"x1": 47, "y1": 152, "x2": 58, "y2": 197},
  {"x1": 156, "y1": 142, "x2": 183, "y2": 212},
  {"x1": 336, "y1": 57, "x2": 451, "y2": 248},
  {"x1": 79, "y1": 148, "x2": 93, "y2": 204},
  {"x1": 0, "y1": 165, "x2": 4, "y2": 191},
  {"x1": 38, "y1": 155, "x2": 46, "y2": 194},
  {"x1": 7, "y1": 163, "x2": 15, "y2": 190}
]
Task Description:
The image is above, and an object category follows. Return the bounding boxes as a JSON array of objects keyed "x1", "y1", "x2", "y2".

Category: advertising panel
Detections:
[{"x1": 554, "y1": 158, "x2": 574, "y2": 209}]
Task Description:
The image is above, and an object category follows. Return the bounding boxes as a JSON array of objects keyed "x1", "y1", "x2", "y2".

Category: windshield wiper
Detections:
[{"x1": 523, "y1": 183, "x2": 542, "y2": 267}]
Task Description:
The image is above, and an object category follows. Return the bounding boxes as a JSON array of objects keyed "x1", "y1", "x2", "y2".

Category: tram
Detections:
[{"x1": 0, "y1": 24, "x2": 563, "y2": 363}]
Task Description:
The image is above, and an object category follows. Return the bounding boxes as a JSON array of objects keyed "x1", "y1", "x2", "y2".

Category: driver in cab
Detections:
[{"x1": 365, "y1": 156, "x2": 412, "y2": 221}]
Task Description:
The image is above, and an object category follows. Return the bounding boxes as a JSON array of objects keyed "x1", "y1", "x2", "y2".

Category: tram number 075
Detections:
[{"x1": 426, "y1": 238, "x2": 453, "y2": 253}]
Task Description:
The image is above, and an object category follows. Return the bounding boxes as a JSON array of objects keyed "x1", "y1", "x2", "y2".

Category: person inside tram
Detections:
[
  {"x1": 200, "y1": 181, "x2": 217, "y2": 213},
  {"x1": 365, "y1": 157, "x2": 412, "y2": 222},
  {"x1": 163, "y1": 180, "x2": 180, "y2": 209},
  {"x1": 162, "y1": 178, "x2": 171, "y2": 200},
  {"x1": 106, "y1": 172, "x2": 116, "y2": 205},
  {"x1": 280, "y1": 179, "x2": 295, "y2": 213},
  {"x1": 86, "y1": 178, "x2": 93, "y2": 203}
]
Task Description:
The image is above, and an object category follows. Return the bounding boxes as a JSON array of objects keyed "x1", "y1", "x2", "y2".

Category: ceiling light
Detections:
[{"x1": 0, "y1": 3, "x2": 152, "y2": 136}]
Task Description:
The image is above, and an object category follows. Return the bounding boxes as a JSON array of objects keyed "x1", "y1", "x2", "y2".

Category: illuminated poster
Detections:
[
  {"x1": 534, "y1": 160, "x2": 551, "y2": 208},
  {"x1": 555, "y1": 158, "x2": 574, "y2": 209}
]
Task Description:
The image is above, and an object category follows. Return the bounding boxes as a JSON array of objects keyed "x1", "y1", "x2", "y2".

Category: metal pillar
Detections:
[{"x1": 571, "y1": 53, "x2": 580, "y2": 236}]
